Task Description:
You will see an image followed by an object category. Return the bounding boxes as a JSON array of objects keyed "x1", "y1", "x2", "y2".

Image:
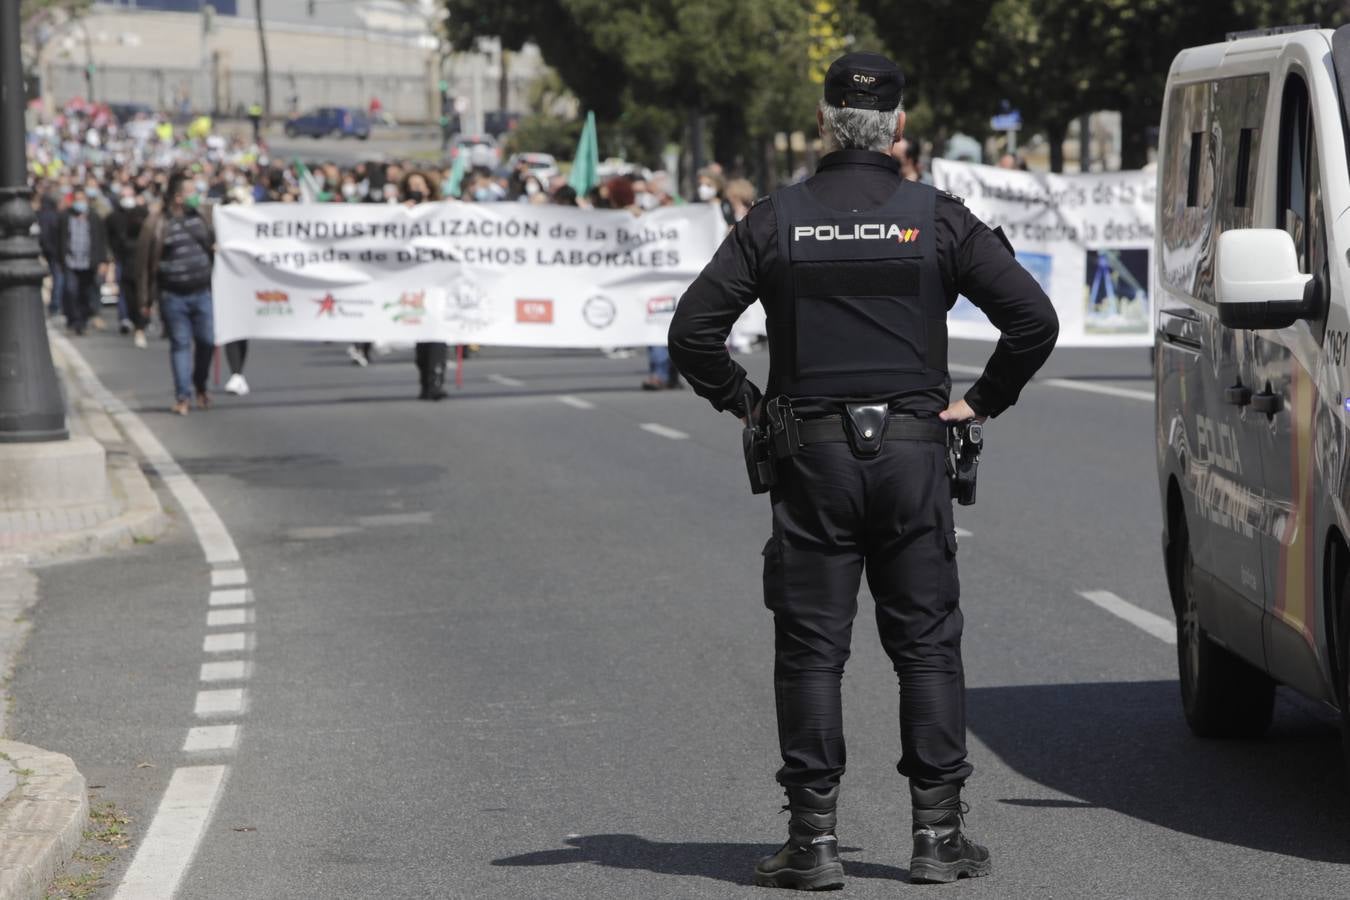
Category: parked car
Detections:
[
  {"x1": 107, "y1": 102, "x2": 154, "y2": 124},
  {"x1": 448, "y1": 134, "x2": 500, "y2": 169},
  {"x1": 506, "y1": 152, "x2": 559, "y2": 183},
  {"x1": 284, "y1": 107, "x2": 371, "y2": 140},
  {"x1": 1155, "y1": 23, "x2": 1350, "y2": 766}
]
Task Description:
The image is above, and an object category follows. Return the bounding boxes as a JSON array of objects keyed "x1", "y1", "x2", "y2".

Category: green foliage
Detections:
[
  {"x1": 859, "y1": 0, "x2": 1347, "y2": 169},
  {"x1": 445, "y1": 0, "x2": 881, "y2": 173},
  {"x1": 503, "y1": 113, "x2": 581, "y2": 160}
]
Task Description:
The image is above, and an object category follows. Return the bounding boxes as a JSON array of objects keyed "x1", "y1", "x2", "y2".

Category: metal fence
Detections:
[{"x1": 46, "y1": 63, "x2": 436, "y2": 122}]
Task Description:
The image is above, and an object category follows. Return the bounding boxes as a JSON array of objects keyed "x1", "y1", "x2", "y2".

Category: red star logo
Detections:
[{"x1": 314, "y1": 293, "x2": 338, "y2": 317}]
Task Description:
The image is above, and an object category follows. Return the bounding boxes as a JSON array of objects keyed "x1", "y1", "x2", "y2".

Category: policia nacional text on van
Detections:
[{"x1": 669, "y1": 53, "x2": 1058, "y2": 889}]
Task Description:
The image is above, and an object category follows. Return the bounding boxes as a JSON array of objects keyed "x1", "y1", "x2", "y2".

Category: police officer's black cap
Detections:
[{"x1": 823, "y1": 52, "x2": 904, "y2": 111}]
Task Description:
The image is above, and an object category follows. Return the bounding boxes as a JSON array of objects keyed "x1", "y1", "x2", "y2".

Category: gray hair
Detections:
[{"x1": 818, "y1": 99, "x2": 902, "y2": 154}]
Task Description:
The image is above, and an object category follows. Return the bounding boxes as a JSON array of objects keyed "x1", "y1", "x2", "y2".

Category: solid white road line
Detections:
[
  {"x1": 208, "y1": 589, "x2": 249, "y2": 607},
  {"x1": 640, "y1": 423, "x2": 689, "y2": 440},
  {"x1": 1043, "y1": 377, "x2": 1153, "y2": 403},
  {"x1": 948, "y1": 363, "x2": 1153, "y2": 403},
  {"x1": 111, "y1": 765, "x2": 227, "y2": 900},
  {"x1": 194, "y1": 689, "x2": 245, "y2": 717},
  {"x1": 210, "y1": 569, "x2": 247, "y2": 588},
  {"x1": 1079, "y1": 590, "x2": 1177, "y2": 645},
  {"x1": 558, "y1": 395, "x2": 596, "y2": 410},
  {"x1": 955, "y1": 527, "x2": 973, "y2": 538},
  {"x1": 202, "y1": 632, "x2": 249, "y2": 654},
  {"x1": 206, "y1": 609, "x2": 250, "y2": 628},
  {"x1": 488, "y1": 373, "x2": 526, "y2": 387},
  {"x1": 182, "y1": 725, "x2": 239, "y2": 753},
  {"x1": 53, "y1": 333, "x2": 241, "y2": 564},
  {"x1": 199, "y1": 661, "x2": 250, "y2": 683}
]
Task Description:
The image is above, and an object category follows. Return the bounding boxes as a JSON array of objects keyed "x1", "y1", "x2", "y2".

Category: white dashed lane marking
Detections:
[
  {"x1": 200, "y1": 661, "x2": 250, "y2": 683},
  {"x1": 1079, "y1": 590, "x2": 1177, "y2": 644},
  {"x1": 488, "y1": 373, "x2": 526, "y2": 387},
  {"x1": 208, "y1": 589, "x2": 250, "y2": 607},
  {"x1": 640, "y1": 423, "x2": 689, "y2": 440},
  {"x1": 558, "y1": 395, "x2": 596, "y2": 410},
  {"x1": 948, "y1": 363, "x2": 1152, "y2": 403},
  {"x1": 111, "y1": 765, "x2": 228, "y2": 900},
  {"x1": 203, "y1": 632, "x2": 249, "y2": 654},
  {"x1": 194, "y1": 689, "x2": 246, "y2": 717},
  {"x1": 182, "y1": 725, "x2": 239, "y2": 753},
  {"x1": 206, "y1": 609, "x2": 251, "y2": 628},
  {"x1": 955, "y1": 527, "x2": 973, "y2": 538},
  {"x1": 210, "y1": 568, "x2": 247, "y2": 587}
]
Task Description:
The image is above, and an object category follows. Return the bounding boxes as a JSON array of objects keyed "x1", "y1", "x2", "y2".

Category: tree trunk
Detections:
[
  {"x1": 498, "y1": 49, "x2": 510, "y2": 115},
  {"x1": 1120, "y1": 105, "x2": 1153, "y2": 170},
  {"x1": 255, "y1": 0, "x2": 271, "y2": 120},
  {"x1": 1048, "y1": 120, "x2": 1066, "y2": 173}
]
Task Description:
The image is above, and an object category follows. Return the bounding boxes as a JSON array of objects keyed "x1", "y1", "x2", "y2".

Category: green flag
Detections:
[
  {"x1": 568, "y1": 111, "x2": 599, "y2": 197},
  {"x1": 446, "y1": 150, "x2": 467, "y2": 198},
  {"x1": 294, "y1": 158, "x2": 323, "y2": 203}
]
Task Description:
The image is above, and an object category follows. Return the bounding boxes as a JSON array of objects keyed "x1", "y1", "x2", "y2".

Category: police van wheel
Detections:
[
  {"x1": 1338, "y1": 571, "x2": 1350, "y2": 774},
  {"x1": 1173, "y1": 516, "x2": 1275, "y2": 738}
]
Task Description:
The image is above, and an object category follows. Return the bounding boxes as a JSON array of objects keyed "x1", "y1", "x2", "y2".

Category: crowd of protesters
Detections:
[{"x1": 27, "y1": 101, "x2": 884, "y2": 409}]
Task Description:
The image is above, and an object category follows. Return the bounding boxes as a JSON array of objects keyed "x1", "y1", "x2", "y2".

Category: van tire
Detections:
[
  {"x1": 1173, "y1": 515, "x2": 1275, "y2": 738},
  {"x1": 1338, "y1": 571, "x2": 1350, "y2": 776}
]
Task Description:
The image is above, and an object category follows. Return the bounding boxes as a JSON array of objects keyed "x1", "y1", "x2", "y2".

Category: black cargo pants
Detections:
[{"x1": 762, "y1": 436, "x2": 972, "y2": 792}]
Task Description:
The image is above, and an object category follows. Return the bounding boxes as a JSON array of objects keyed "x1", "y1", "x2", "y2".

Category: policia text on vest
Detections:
[{"x1": 667, "y1": 50, "x2": 1058, "y2": 889}]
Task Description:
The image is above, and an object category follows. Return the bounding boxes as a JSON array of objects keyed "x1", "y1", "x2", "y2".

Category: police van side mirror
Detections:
[{"x1": 1215, "y1": 229, "x2": 1315, "y2": 330}]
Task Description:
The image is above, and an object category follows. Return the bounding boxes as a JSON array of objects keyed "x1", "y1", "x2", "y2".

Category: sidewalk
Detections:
[
  {"x1": 0, "y1": 330, "x2": 168, "y2": 899},
  {"x1": 0, "y1": 335, "x2": 166, "y2": 566}
]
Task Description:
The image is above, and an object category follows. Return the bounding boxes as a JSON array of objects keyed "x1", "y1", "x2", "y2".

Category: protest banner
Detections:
[
  {"x1": 931, "y1": 159, "x2": 1156, "y2": 347},
  {"x1": 211, "y1": 202, "x2": 727, "y2": 346}
]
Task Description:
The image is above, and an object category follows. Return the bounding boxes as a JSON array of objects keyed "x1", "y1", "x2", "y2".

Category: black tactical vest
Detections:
[{"x1": 766, "y1": 180, "x2": 948, "y2": 400}]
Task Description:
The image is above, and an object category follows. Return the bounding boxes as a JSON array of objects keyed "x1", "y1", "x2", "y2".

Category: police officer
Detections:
[{"x1": 668, "y1": 52, "x2": 1058, "y2": 889}]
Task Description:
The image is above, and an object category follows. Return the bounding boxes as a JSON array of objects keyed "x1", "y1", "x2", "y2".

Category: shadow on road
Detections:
[
  {"x1": 492, "y1": 834, "x2": 908, "y2": 886},
  {"x1": 969, "y1": 681, "x2": 1350, "y2": 863}
]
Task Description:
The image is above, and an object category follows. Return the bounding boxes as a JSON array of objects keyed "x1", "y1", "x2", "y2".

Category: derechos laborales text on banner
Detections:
[
  {"x1": 931, "y1": 159, "x2": 1156, "y2": 348},
  {"x1": 215, "y1": 165, "x2": 1157, "y2": 349},
  {"x1": 212, "y1": 202, "x2": 726, "y2": 346}
]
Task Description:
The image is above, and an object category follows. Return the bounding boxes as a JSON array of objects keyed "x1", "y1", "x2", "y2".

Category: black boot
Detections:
[
  {"x1": 908, "y1": 784, "x2": 991, "y2": 884},
  {"x1": 425, "y1": 364, "x2": 449, "y2": 401},
  {"x1": 754, "y1": 786, "x2": 844, "y2": 891}
]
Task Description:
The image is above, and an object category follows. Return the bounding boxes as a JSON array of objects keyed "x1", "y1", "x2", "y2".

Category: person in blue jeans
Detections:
[
  {"x1": 135, "y1": 171, "x2": 216, "y2": 415},
  {"x1": 642, "y1": 345, "x2": 682, "y2": 391}
]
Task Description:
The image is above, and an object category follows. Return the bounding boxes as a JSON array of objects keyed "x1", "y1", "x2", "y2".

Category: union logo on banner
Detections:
[{"x1": 516, "y1": 299, "x2": 554, "y2": 324}]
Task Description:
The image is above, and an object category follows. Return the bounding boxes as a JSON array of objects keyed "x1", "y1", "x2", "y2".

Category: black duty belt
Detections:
[{"x1": 797, "y1": 414, "x2": 947, "y2": 446}]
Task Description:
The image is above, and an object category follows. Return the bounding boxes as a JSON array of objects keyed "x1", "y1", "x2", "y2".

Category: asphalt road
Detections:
[{"x1": 11, "y1": 328, "x2": 1350, "y2": 899}]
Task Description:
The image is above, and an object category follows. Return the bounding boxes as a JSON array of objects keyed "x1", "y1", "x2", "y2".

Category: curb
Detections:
[
  {"x1": 0, "y1": 741, "x2": 88, "y2": 900},
  {"x1": 0, "y1": 335, "x2": 169, "y2": 568}
]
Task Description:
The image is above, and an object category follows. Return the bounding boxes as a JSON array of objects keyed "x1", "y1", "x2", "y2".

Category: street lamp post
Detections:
[{"x1": 0, "y1": 0, "x2": 67, "y2": 442}]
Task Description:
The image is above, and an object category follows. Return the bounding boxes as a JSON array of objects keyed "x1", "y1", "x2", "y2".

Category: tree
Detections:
[
  {"x1": 860, "y1": 0, "x2": 1349, "y2": 171},
  {"x1": 19, "y1": 0, "x2": 92, "y2": 71}
]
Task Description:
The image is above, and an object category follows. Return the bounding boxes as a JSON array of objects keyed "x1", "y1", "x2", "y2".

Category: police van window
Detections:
[
  {"x1": 1214, "y1": 75, "x2": 1267, "y2": 235},
  {"x1": 1276, "y1": 70, "x2": 1329, "y2": 336},
  {"x1": 1160, "y1": 82, "x2": 1217, "y2": 302},
  {"x1": 1278, "y1": 74, "x2": 1310, "y2": 254}
]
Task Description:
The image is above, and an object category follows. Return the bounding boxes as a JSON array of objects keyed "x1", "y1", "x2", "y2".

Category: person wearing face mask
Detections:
[
  {"x1": 56, "y1": 187, "x2": 110, "y2": 336},
  {"x1": 697, "y1": 168, "x2": 735, "y2": 226},
  {"x1": 518, "y1": 175, "x2": 544, "y2": 203},
  {"x1": 136, "y1": 170, "x2": 217, "y2": 416},
  {"x1": 106, "y1": 187, "x2": 151, "y2": 347},
  {"x1": 400, "y1": 170, "x2": 450, "y2": 400}
]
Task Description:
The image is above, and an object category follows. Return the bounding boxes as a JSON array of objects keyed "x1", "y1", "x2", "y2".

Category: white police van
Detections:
[{"x1": 1156, "y1": 24, "x2": 1350, "y2": 757}]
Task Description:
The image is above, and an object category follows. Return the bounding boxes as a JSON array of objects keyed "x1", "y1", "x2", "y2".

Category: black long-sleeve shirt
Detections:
[{"x1": 668, "y1": 150, "x2": 1059, "y2": 418}]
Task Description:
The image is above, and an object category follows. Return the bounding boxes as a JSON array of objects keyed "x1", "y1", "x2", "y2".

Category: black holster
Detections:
[
  {"x1": 947, "y1": 421, "x2": 983, "y2": 506},
  {"x1": 743, "y1": 388, "x2": 776, "y2": 495}
]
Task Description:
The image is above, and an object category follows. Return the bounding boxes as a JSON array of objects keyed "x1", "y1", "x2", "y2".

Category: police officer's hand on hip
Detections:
[{"x1": 669, "y1": 51, "x2": 1058, "y2": 889}]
